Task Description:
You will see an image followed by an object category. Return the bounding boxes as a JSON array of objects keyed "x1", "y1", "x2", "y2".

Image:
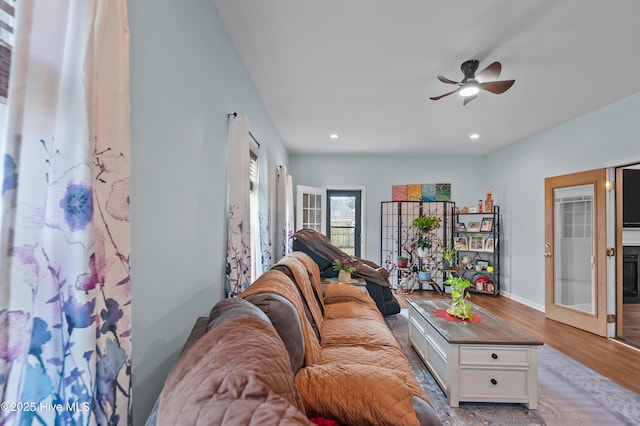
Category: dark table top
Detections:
[{"x1": 407, "y1": 298, "x2": 543, "y2": 346}]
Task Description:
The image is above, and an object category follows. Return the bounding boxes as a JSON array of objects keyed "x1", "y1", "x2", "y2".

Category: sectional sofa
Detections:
[{"x1": 147, "y1": 251, "x2": 440, "y2": 425}]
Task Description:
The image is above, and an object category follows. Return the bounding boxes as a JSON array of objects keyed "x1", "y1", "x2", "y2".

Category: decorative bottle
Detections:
[{"x1": 485, "y1": 187, "x2": 493, "y2": 213}]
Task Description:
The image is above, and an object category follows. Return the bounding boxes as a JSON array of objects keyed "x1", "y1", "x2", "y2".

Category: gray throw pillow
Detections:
[{"x1": 244, "y1": 293, "x2": 305, "y2": 373}]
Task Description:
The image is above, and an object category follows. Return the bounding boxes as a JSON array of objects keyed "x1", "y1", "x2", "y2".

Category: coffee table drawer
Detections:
[
  {"x1": 459, "y1": 368, "x2": 528, "y2": 398},
  {"x1": 460, "y1": 346, "x2": 530, "y2": 366}
]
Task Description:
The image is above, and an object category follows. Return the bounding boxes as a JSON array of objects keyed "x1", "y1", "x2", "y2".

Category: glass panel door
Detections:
[
  {"x1": 326, "y1": 190, "x2": 361, "y2": 257},
  {"x1": 296, "y1": 185, "x2": 325, "y2": 234},
  {"x1": 545, "y1": 168, "x2": 608, "y2": 336}
]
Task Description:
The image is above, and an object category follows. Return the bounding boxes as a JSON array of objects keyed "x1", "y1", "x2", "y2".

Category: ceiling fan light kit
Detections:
[
  {"x1": 459, "y1": 84, "x2": 479, "y2": 97},
  {"x1": 431, "y1": 59, "x2": 515, "y2": 105}
]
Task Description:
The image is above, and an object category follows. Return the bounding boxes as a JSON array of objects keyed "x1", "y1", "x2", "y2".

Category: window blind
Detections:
[
  {"x1": 0, "y1": 0, "x2": 15, "y2": 101},
  {"x1": 249, "y1": 150, "x2": 258, "y2": 192}
]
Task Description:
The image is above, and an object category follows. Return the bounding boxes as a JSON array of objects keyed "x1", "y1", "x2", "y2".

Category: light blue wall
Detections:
[
  {"x1": 487, "y1": 92, "x2": 640, "y2": 309},
  {"x1": 128, "y1": 0, "x2": 288, "y2": 423},
  {"x1": 289, "y1": 155, "x2": 490, "y2": 262}
]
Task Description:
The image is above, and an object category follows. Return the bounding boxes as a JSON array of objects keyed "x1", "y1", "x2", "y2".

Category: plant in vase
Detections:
[
  {"x1": 396, "y1": 255, "x2": 409, "y2": 269},
  {"x1": 417, "y1": 266, "x2": 432, "y2": 281},
  {"x1": 332, "y1": 256, "x2": 357, "y2": 282},
  {"x1": 444, "y1": 276, "x2": 473, "y2": 320},
  {"x1": 411, "y1": 215, "x2": 441, "y2": 232},
  {"x1": 412, "y1": 236, "x2": 433, "y2": 258},
  {"x1": 441, "y1": 246, "x2": 458, "y2": 270}
]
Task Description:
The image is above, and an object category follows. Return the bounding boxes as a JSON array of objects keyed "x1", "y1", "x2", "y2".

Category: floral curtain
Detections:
[
  {"x1": 0, "y1": 1, "x2": 131, "y2": 425},
  {"x1": 275, "y1": 166, "x2": 294, "y2": 261},
  {"x1": 225, "y1": 115, "x2": 251, "y2": 297},
  {"x1": 255, "y1": 147, "x2": 272, "y2": 276}
]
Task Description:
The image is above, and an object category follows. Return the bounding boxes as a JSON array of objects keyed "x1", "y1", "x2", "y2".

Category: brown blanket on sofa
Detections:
[
  {"x1": 157, "y1": 316, "x2": 310, "y2": 425},
  {"x1": 293, "y1": 229, "x2": 391, "y2": 287}
]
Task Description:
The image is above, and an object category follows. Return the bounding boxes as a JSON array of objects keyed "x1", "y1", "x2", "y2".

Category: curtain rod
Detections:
[{"x1": 228, "y1": 112, "x2": 260, "y2": 148}]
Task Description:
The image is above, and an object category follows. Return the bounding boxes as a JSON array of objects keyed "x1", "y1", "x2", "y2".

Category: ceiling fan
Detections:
[{"x1": 430, "y1": 60, "x2": 515, "y2": 105}]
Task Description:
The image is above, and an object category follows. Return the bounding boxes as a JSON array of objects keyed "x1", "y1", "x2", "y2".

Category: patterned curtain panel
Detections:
[
  {"x1": 225, "y1": 115, "x2": 251, "y2": 297},
  {"x1": 0, "y1": 1, "x2": 131, "y2": 425},
  {"x1": 275, "y1": 167, "x2": 294, "y2": 261},
  {"x1": 256, "y1": 147, "x2": 272, "y2": 275}
]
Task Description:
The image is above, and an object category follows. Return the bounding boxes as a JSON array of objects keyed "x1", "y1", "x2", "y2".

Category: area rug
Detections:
[{"x1": 386, "y1": 309, "x2": 640, "y2": 426}]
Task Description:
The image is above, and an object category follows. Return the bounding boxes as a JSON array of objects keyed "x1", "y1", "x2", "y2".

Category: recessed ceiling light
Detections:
[
  {"x1": 329, "y1": 133, "x2": 339, "y2": 139},
  {"x1": 470, "y1": 134, "x2": 480, "y2": 140}
]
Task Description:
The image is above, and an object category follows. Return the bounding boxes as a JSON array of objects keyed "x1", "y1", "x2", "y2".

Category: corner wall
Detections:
[{"x1": 128, "y1": 0, "x2": 288, "y2": 423}]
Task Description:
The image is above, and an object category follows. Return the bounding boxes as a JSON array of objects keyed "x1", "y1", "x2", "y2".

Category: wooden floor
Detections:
[
  {"x1": 622, "y1": 303, "x2": 640, "y2": 343},
  {"x1": 396, "y1": 291, "x2": 640, "y2": 395}
]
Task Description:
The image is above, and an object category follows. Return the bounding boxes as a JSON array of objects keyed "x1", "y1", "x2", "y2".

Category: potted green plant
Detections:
[
  {"x1": 441, "y1": 246, "x2": 457, "y2": 270},
  {"x1": 417, "y1": 266, "x2": 432, "y2": 281},
  {"x1": 412, "y1": 236, "x2": 433, "y2": 257},
  {"x1": 411, "y1": 215, "x2": 441, "y2": 231},
  {"x1": 332, "y1": 256, "x2": 357, "y2": 282},
  {"x1": 444, "y1": 276, "x2": 473, "y2": 320}
]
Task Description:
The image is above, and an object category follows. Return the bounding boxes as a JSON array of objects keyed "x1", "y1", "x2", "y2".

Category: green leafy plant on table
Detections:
[
  {"x1": 333, "y1": 256, "x2": 357, "y2": 282},
  {"x1": 332, "y1": 256, "x2": 357, "y2": 273},
  {"x1": 444, "y1": 276, "x2": 473, "y2": 320}
]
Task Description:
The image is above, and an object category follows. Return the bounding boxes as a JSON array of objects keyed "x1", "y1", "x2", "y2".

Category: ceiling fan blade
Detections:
[
  {"x1": 430, "y1": 88, "x2": 459, "y2": 100},
  {"x1": 480, "y1": 79, "x2": 515, "y2": 94},
  {"x1": 437, "y1": 75, "x2": 460, "y2": 85},
  {"x1": 463, "y1": 95, "x2": 477, "y2": 106},
  {"x1": 476, "y1": 61, "x2": 502, "y2": 82}
]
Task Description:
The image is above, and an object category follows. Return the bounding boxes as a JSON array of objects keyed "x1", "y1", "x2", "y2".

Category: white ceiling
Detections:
[{"x1": 213, "y1": 0, "x2": 640, "y2": 156}]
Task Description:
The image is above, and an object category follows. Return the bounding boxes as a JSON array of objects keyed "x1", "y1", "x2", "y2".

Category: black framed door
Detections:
[{"x1": 326, "y1": 190, "x2": 362, "y2": 257}]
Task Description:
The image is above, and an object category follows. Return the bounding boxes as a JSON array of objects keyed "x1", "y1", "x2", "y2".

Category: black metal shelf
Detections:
[{"x1": 451, "y1": 205, "x2": 500, "y2": 296}]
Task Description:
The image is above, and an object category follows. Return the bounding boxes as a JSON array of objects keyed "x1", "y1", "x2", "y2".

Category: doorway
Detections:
[
  {"x1": 616, "y1": 165, "x2": 640, "y2": 347},
  {"x1": 326, "y1": 190, "x2": 362, "y2": 257}
]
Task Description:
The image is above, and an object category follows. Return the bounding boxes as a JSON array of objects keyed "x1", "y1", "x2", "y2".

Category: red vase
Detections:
[{"x1": 397, "y1": 257, "x2": 408, "y2": 268}]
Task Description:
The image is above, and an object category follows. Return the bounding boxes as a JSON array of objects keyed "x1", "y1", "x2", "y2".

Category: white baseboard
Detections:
[{"x1": 499, "y1": 290, "x2": 545, "y2": 313}]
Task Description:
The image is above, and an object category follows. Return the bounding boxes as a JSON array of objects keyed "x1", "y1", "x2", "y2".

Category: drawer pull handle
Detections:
[
  {"x1": 491, "y1": 353, "x2": 498, "y2": 360},
  {"x1": 490, "y1": 378, "x2": 498, "y2": 385}
]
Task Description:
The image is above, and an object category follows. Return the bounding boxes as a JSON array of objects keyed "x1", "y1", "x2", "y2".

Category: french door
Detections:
[
  {"x1": 296, "y1": 185, "x2": 326, "y2": 234},
  {"x1": 544, "y1": 169, "x2": 608, "y2": 336}
]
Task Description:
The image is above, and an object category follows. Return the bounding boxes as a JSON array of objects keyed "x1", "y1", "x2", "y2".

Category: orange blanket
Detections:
[{"x1": 295, "y1": 363, "x2": 422, "y2": 426}]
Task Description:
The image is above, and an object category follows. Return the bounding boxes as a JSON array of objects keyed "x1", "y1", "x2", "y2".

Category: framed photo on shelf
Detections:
[
  {"x1": 455, "y1": 222, "x2": 466, "y2": 232},
  {"x1": 476, "y1": 260, "x2": 489, "y2": 270},
  {"x1": 484, "y1": 237, "x2": 495, "y2": 252},
  {"x1": 480, "y1": 217, "x2": 493, "y2": 232},
  {"x1": 467, "y1": 222, "x2": 480, "y2": 232},
  {"x1": 454, "y1": 236, "x2": 468, "y2": 251},
  {"x1": 469, "y1": 235, "x2": 485, "y2": 251}
]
